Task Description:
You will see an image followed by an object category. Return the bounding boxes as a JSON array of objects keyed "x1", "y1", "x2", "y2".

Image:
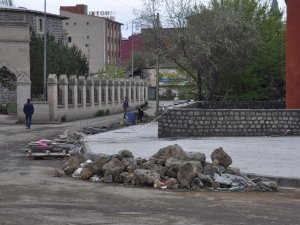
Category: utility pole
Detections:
[
  {"x1": 131, "y1": 20, "x2": 134, "y2": 78},
  {"x1": 155, "y1": 13, "x2": 160, "y2": 116},
  {"x1": 87, "y1": 44, "x2": 90, "y2": 76},
  {"x1": 43, "y1": 0, "x2": 47, "y2": 99}
]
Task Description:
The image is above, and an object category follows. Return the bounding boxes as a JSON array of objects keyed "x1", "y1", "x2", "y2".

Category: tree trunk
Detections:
[{"x1": 197, "y1": 72, "x2": 202, "y2": 101}]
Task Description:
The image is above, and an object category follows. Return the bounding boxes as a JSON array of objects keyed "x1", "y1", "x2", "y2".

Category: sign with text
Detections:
[{"x1": 89, "y1": 11, "x2": 116, "y2": 21}]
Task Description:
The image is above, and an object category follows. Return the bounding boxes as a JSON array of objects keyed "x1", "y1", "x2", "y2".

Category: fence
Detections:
[{"x1": 24, "y1": 74, "x2": 148, "y2": 122}]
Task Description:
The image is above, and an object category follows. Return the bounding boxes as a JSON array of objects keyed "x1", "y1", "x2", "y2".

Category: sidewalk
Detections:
[{"x1": 0, "y1": 101, "x2": 160, "y2": 147}]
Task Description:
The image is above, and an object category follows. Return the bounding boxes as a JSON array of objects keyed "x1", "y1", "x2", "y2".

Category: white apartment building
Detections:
[{"x1": 60, "y1": 4, "x2": 122, "y2": 74}]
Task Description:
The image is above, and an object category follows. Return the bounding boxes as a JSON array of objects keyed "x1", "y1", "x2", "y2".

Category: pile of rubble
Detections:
[
  {"x1": 26, "y1": 129, "x2": 84, "y2": 159},
  {"x1": 62, "y1": 144, "x2": 278, "y2": 192}
]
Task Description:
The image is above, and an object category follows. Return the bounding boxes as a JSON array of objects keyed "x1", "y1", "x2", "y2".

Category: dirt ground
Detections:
[{"x1": 0, "y1": 129, "x2": 299, "y2": 225}]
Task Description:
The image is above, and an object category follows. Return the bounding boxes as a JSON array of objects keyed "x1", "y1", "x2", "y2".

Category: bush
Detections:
[
  {"x1": 96, "y1": 110, "x2": 105, "y2": 117},
  {"x1": 61, "y1": 115, "x2": 67, "y2": 122}
]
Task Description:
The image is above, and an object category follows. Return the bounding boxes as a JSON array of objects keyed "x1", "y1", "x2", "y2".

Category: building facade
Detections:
[
  {"x1": 0, "y1": 7, "x2": 66, "y2": 40},
  {"x1": 60, "y1": 4, "x2": 122, "y2": 74}
]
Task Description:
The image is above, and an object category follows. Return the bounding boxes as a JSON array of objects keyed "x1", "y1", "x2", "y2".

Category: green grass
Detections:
[{"x1": 7, "y1": 103, "x2": 17, "y2": 114}]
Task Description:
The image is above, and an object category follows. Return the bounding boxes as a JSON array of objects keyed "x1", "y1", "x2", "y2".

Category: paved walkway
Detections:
[{"x1": 85, "y1": 123, "x2": 300, "y2": 179}]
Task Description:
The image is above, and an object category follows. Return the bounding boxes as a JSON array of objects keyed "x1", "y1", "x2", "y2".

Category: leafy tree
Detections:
[
  {"x1": 0, "y1": 66, "x2": 16, "y2": 91},
  {"x1": 228, "y1": 4, "x2": 286, "y2": 101},
  {"x1": 30, "y1": 32, "x2": 88, "y2": 96},
  {"x1": 136, "y1": 0, "x2": 285, "y2": 101},
  {"x1": 97, "y1": 65, "x2": 126, "y2": 79}
]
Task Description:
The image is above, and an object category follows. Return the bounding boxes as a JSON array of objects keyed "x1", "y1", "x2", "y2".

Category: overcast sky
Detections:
[{"x1": 13, "y1": 0, "x2": 287, "y2": 38}]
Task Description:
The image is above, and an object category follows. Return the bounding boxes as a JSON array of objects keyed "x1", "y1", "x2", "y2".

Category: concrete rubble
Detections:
[
  {"x1": 60, "y1": 139, "x2": 278, "y2": 192},
  {"x1": 25, "y1": 127, "x2": 278, "y2": 192},
  {"x1": 26, "y1": 128, "x2": 86, "y2": 159}
]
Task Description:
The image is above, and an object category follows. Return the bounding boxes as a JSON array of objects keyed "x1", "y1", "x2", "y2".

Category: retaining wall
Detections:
[
  {"x1": 189, "y1": 101, "x2": 285, "y2": 109},
  {"x1": 158, "y1": 108, "x2": 300, "y2": 138}
]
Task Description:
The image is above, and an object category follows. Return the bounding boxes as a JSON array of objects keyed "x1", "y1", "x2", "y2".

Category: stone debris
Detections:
[
  {"x1": 61, "y1": 144, "x2": 278, "y2": 192},
  {"x1": 26, "y1": 129, "x2": 85, "y2": 159}
]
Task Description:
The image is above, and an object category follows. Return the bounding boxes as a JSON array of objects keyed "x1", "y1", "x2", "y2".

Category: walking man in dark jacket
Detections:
[
  {"x1": 23, "y1": 99, "x2": 34, "y2": 129},
  {"x1": 123, "y1": 97, "x2": 129, "y2": 119}
]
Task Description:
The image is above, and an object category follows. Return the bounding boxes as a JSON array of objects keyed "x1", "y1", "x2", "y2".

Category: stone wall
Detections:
[
  {"x1": 158, "y1": 108, "x2": 300, "y2": 138},
  {"x1": 187, "y1": 101, "x2": 285, "y2": 109},
  {"x1": 0, "y1": 9, "x2": 64, "y2": 40},
  {"x1": 0, "y1": 84, "x2": 16, "y2": 102}
]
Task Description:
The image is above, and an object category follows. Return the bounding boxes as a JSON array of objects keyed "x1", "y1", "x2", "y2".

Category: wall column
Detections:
[
  {"x1": 47, "y1": 74, "x2": 58, "y2": 121},
  {"x1": 286, "y1": 0, "x2": 300, "y2": 108},
  {"x1": 59, "y1": 75, "x2": 68, "y2": 110},
  {"x1": 16, "y1": 73, "x2": 31, "y2": 122}
]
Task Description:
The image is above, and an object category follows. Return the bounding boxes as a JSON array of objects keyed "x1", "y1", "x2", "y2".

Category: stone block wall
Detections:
[
  {"x1": 187, "y1": 101, "x2": 285, "y2": 109},
  {"x1": 158, "y1": 108, "x2": 300, "y2": 138},
  {"x1": 0, "y1": 10, "x2": 64, "y2": 40}
]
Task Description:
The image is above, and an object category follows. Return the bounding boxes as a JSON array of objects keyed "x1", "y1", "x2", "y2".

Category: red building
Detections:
[
  {"x1": 121, "y1": 34, "x2": 142, "y2": 65},
  {"x1": 286, "y1": 0, "x2": 300, "y2": 108}
]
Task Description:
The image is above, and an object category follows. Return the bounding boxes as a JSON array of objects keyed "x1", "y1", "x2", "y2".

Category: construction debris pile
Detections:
[
  {"x1": 63, "y1": 144, "x2": 278, "y2": 192},
  {"x1": 26, "y1": 129, "x2": 84, "y2": 159}
]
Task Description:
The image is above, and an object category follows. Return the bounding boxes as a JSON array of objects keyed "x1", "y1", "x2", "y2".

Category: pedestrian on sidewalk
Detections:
[
  {"x1": 123, "y1": 97, "x2": 129, "y2": 119},
  {"x1": 23, "y1": 99, "x2": 34, "y2": 129}
]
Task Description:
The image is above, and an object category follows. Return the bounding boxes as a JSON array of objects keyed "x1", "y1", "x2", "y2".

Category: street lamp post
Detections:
[{"x1": 43, "y1": 0, "x2": 47, "y2": 99}]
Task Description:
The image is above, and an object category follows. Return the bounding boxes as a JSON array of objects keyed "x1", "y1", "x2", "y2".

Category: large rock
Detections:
[
  {"x1": 197, "y1": 174, "x2": 214, "y2": 187},
  {"x1": 63, "y1": 155, "x2": 85, "y2": 176},
  {"x1": 211, "y1": 147, "x2": 232, "y2": 168},
  {"x1": 203, "y1": 164, "x2": 215, "y2": 177},
  {"x1": 102, "y1": 158, "x2": 125, "y2": 182},
  {"x1": 177, "y1": 162, "x2": 203, "y2": 188},
  {"x1": 122, "y1": 157, "x2": 136, "y2": 167},
  {"x1": 119, "y1": 150, "x2": 133, "y2": 158},
  {"x1": 120, "y1": 172, "x2": 135, "y2": 184},
  {"x1": 148, "y1": 157, "x2": 165, "y2": 166},
  {"x1": 133, "y1": 169, "x2": 161, "y2": 186},
  {"x1": 166, "y1": 178, "x2": 178, "y2": 189},
  {"x1": 138, "y1": 161, "x2": 167, "y2": 178},
  {"x1": 151, "y1": 144, "x2": 187, "y2": 161},
  {"x1": 185, "y1": 152, "x2": 206, "y2": 164},
  {"x1": 85, "y1": 155, "x2": 110, "y2": 176},
  {"x1": 166, "y1": 159, "x2": 202, "y2": 179},
  {"x1": 80, "y1": 167, "x2": 93, "y2": 180}
]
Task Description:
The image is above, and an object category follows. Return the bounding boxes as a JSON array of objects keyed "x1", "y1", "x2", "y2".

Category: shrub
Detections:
[
  {"x1": 96, "y1": 110, "x2": 105, "y2": 117},
  {"x1": 61, "y1": 115, "x2": 67, "y2": 122}
]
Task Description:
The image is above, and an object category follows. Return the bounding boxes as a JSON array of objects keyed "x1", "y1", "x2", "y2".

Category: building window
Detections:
[
  {"x1": 37, "y1": 17, "x2": 44, "y2": 33},
  {"x1": 87, "y1": 35, "x2": 89, "y2": 39},
  {"x1": 101, "y1": 88, "x2": 106, "y2": 103},
  {"x1": 68, "y1": 37, "x2": 72, "y2": 43},
  {"x1": 66, "y1": 22, "x2": 69, "y2": 26},
  {"x1": 108, "y1": 87, "x2": 112, "y2": 102},
  {"x1": 58, "y1": 86, "x2": 64, "y2": 106},
  {"x1": 86, "y1": 89, "x2": 91, "y2": 104},
  {"x1": 74, "y1": 22, "x2": 77, "y2": 26},
  {"x1": 87, "y1": 22, "x2": 89, "y2": 25},
  {"x1": 94, "y1": 88, "x2": 98, "y2": 103},
  {"x1": 68, "y1": 86, "x2": 73, "y2": 105},
  {"x1": 78, "y1": 88, "x2": 82, "y2": 104}
]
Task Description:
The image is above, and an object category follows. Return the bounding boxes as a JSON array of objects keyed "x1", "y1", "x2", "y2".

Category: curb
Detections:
[{"x1": 246, "y1": 173, "x2": 300, "y2": 188}]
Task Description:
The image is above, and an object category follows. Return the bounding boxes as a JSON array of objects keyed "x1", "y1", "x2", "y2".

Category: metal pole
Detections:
[
  {"x1": 43, "y1": 0, "x2": 47, "y2": 99},
  {"x1": 155, "y1": 13, "x2": 160, "y2": 116},
  {"x1": 131, "y1": 20, "x2": 134, "y2": 78},
  {"x1": 87, "y1": 44, "x2": 90, "y2": 76}
]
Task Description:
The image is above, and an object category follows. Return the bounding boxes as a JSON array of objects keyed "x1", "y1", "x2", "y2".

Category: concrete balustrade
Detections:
[{"x1": 21, "y1": 75, "x2": 147, "y2": 122}]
